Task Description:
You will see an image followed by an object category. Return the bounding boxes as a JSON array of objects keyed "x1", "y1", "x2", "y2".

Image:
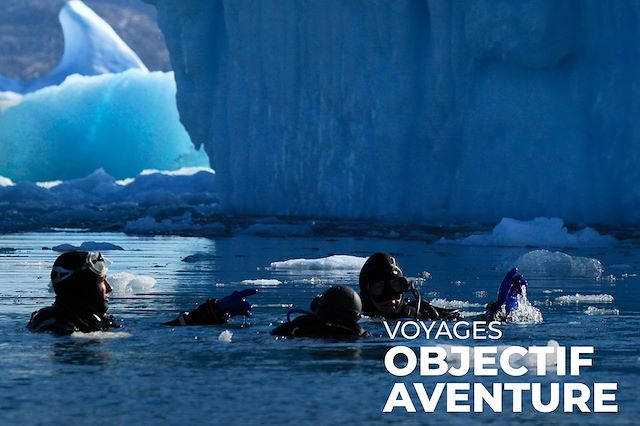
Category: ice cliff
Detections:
[{"x1": 136, "y1": 1, "x2": 640, "y2": 225}]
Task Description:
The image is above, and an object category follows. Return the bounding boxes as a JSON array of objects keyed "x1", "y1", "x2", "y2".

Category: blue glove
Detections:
[
  {"x1": 497, "y1": 268, "x2": 518, "y2": 306},
  {"x1": 498, "y1": 269, "x2": 528, "y2": 314},
  {"x1": 216, "y1": 288, "x2": 257, "y2": 318}
]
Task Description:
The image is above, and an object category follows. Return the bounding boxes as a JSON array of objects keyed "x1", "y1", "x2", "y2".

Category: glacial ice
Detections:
[
  {"x1": 149, "y1": 1, "x2": 640, "y2": 226},
  {"x1": 0, "y1": 1, "x2": 206, "y2": 182},
  {"x1": 0, "y1": 0, "x2": 147, "y2": 97},
  {"x1": 0, "y1": 70, "x2": 208, "y2": 182}
]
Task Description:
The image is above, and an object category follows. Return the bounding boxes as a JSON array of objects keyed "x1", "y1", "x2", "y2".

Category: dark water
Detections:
[{"x1": 0, "y1": 232, "x2": 638, "y2": 425}]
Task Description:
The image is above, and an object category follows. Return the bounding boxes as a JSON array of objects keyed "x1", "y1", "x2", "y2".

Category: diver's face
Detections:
[
  {"x1": 93, "y1": 276, "x2": 112, "y2": 313},
  {"x1": 371, "y1": 293, "x2": 403, "y2": 314}
]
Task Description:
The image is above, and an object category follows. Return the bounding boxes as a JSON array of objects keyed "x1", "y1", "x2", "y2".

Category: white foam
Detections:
[
  {"x1": 514, "y1": 249, "x2": 603, "y2": 278},
  {"x1": 270, "y1": 255, "x2": 366, "y2": 271},
  {"x1": 429, "y1": 298, "x2": 484, "y2": 309},
  {"x1": 507, "y1": 291, "x2": 544, "y2": 324},
  {"x1": 555, "y1": 293, "x2": 614, "y2": 304},
  {"x1": 108, "y1": 272, "x2": 156, "y2": 295}
]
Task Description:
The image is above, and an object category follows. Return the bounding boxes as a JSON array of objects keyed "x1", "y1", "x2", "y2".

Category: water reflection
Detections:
[{"x1": 50, "y1": 339, "x2": 110, "y2": 366}]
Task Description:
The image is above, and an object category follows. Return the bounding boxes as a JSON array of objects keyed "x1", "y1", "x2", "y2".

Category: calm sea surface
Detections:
[{"x1": 0, "y1": 232, "x2": 637, "y2": 425}]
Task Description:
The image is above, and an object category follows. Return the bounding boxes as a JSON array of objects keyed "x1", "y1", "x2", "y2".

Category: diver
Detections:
[
  {"x1": 27, "y1": 251, "x2": 256, "y2": 335},
  {"x1": 359, "y1": 252, "x2": 530, "y2": 323},
  {"x1": 271, "y1": 285, "x2": 369, "y2": 338},
  {"x1": 358, "y1": 252, "x2": 461, "y2": 321}
]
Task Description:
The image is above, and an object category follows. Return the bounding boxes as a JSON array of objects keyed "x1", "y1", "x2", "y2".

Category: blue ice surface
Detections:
[
  {"x1": 0, "y1": 232, "x2": 638, "y2": 425},
  {"x1": 0, "y1": 70, "x2": 208, "y2": 182},
  {"x1": 152, "y1": 1, "x2": 640, "y2": 226}
]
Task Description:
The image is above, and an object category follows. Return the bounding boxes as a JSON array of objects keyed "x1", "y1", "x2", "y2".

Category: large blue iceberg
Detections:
[
  {"x1": 149, "y1": 0, "x2": 640, "y2": 226},
  {"x1": 0, "y1": 1, "x2": 208, "y2": 182}
]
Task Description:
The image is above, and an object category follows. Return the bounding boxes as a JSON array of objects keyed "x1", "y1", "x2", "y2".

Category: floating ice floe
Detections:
[
  {"x1": 439, "y1": 217, "x2": 615, "y2": 247},
  {"x1": 240, "y1": 279, "x2": 282, "y2": 286},
  {"x1": 584, "y1": 306, "x2": 619, "y2": 315},
  {"x1": 51, "y1": 241, "x2": 125, "y2": 252},
  {"x1": 108, "y1": 272, "x2": 156, "y2": 295},
  {"x1": 555, "y1": 293, "x2": 614, "y2": 304},
  {"x1": 270, "y1": 255, "x2": 367, "y2": 271},
  {"x1": 218, "y1": 330, "x2": 233, "y2": 343},
  {"x1": 513, "y1": 249, "x2": 603, "y2": 278},
  {"x1": 71, "y1": 331, "x2": 132, "y2": 339}
]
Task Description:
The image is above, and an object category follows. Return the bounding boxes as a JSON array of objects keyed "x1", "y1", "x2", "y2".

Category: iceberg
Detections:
[
  {"x1": 0, "y1": 1, "x2": 207, "y2": 182},
  {"x1": 438, "y1": 217, "x2": 615, "y2": 247},
  {"x1": 148, "y1": 1, "x2": 640, "y2": 226},
  {"x1": 0, "y1": 0, "x2": 147, "y2": 97},
  {"x1": 0, "y1": 69, "x2": 208, "y2": 182}
]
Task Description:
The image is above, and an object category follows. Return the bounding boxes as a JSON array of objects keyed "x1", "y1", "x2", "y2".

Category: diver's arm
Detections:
[
  {"x1": 163, "y1": 299, "x2": 225, "y2": 326},
  {"x1": 163, "y1": 289, "x2": 257, "y2": 326}
]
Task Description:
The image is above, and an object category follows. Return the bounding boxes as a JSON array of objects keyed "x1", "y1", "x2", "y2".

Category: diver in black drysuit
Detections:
[
  {"x1": 358, "y1": 252, "x2": 461, "y2": 321},
  {"x1": 271, "y1": 285, "x2": 369, "y2": 338},
  {"x1": 28, "y1": 251, "x2": 255, "y2": 335},
  {"x1": 358, "y1": 252, "x2": 529, "y2": 323}
]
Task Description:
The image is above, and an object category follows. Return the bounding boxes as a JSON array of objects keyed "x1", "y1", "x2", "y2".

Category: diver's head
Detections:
[
  {"x1": 310, "y1": 285, "x2": 362, "y2": 325},
  {"x1": 359, "y1": 252, "x2": 409, "y2": 315},
  {"x1": 51, "y1": 251, "x2": 112, "y2": 314}
]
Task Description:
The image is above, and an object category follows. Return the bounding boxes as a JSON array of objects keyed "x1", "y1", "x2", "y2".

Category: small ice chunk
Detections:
[
  {"x1": 270, "y1": 255, "x2": 366, "y2": 271},
  {"x1": 108, "y1": 272, "x2": 156, "y2": 295},
  {"x1": 240, "y1": 279, "x2": 282, "y2": 286},
  {"x1": 514, "y1": 249, "x2": 603, "y2": 278},
  {"x1": 0, "y1": 175, "x2": 14, "y2": 187},
  {"x1": 218, "y1": 330, "x2": 233, "y2": 343},
  {"x1": 555, "y1": 293, "x2": 614, "y2": 304},
  {"x1": 584, "y1": 306, "x2": 619, "y2": 315}
]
